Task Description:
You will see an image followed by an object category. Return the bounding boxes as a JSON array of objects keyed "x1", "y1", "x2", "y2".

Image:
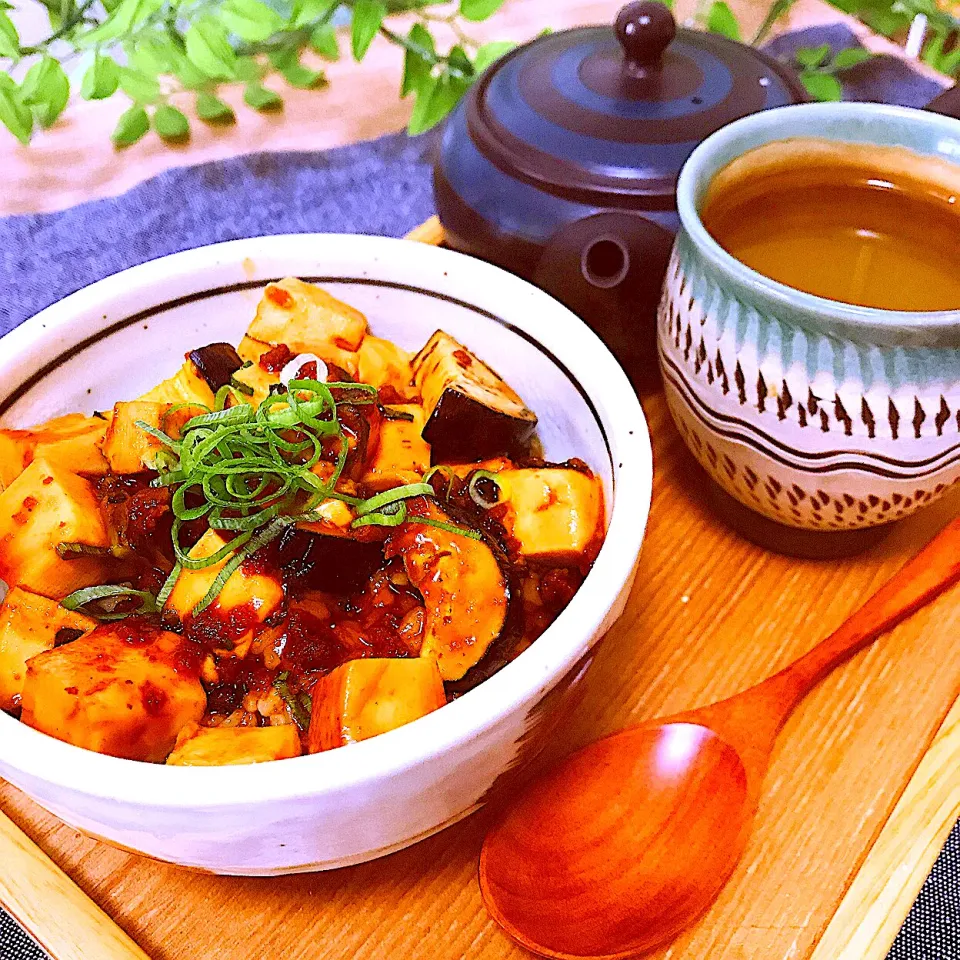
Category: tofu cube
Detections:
[
  {"x1": 0, "y1": 413, "x2": 108, "y2": 489},
  {"x1": 102, "y1": 401, "x2": 169, "y2": 474},
  {"x1": 356, "y1": 335, "x2": 416, "y2": 400},
  {"x1": 166, "y1": 722, "x2": 302, "y2": 765},
  {"x1": 247, "y1": 278, "x2": 367, "y2": 373},
  {"x1": 499, "y1": 468, "x2": 604, "y2": 561},
  {"x1": 19, "y1": 624, "x2": 206, "y2": 762},
  {"x1": 139, "y1": 359, "x2": 216, "y2": 407},
  {"x1": 233, "y1": 337, "x2": 283, "y2": 407},
  {"x1": 0, "y1": 460, "x2": 112, "y2": 598},
  {"x1": 362, "y1": 405, "x2": 431, "y2": 491},
  {"x1": 165, "y1": 530, "x2": 284, "y2": 654},
  {"x1": 308, "y1": 658, "x2": 445, "y2": 752},
  {"x1": 0, "y1": 587, "x2": 96, "y2": 710}
]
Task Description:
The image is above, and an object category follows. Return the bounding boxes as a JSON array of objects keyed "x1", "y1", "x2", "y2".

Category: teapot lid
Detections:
[{"x1": 466, "y1": 1, "x2": 806, "y2": 209}]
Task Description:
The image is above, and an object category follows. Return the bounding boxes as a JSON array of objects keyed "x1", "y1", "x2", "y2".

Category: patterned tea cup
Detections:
[{"x1": 658, "y1": 102, "x2": 960, "y2": 552}]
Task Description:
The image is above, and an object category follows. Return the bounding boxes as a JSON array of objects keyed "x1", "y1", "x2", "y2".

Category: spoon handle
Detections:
[{"x1": 770, "y1": 515, "x2": 960, "y2": 718}]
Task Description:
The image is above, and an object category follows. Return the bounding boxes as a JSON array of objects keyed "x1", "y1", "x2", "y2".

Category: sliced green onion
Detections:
[
  {"x1": 413, "y1": 516, "x2": 482, "y2": 540},
  {"x1": 274, "y1": 670, "x2": 311, "y2": 730},
  {"x1": 380, "y1": 406, "x2": 415, "y2": 422},
  {"x1": 156, "y1": 563, "x2": 182, "y2": 608},
  {"x1": 61, "y1": 585, "x2": 159, "y2": 622},
  {"x1": 355, "y1": 483, "x2": 433, "y2": 518},
  {"x1": 134, "y1": 420, "x2": 179, "y2": 451},
  {"x1": 468, "y1": 470, "x2": 502, "y2": 509},
  {"x1": 352, "y1": 501, "x2": 407, "y2": 529},
  {"x1": 423, "y1": 464, "x2": 455, "y2": 499},
  {"x1": 328, "y1": 381, "x2": 378, "y2": 404},
  {"x1": 182, "y1": 405, "x2": 254, "y2": 432},
  {"x1": 56, "y1": 542, "x2": 125, "y2": 561},
  {"x1": 229, "y1": 373, "x2": 255, "y2": 397},
  {"x1": 191, "y1": 517, "x2": 292, "y2": 616}
]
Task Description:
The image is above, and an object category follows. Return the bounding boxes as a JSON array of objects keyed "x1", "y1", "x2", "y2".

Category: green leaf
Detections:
[
  {"x1": 220, "y1": 0, "x2": 284, "y2": 43},
  {"x1": 407, "y1": 72, "x2": 436, "y2": 134},
  {"x1": 112, "y1": 104, "x2": 149, "y2": 147},
  {"x1": 172, "y1": 50, "x2": 210, "y2": 89},
  {"x1": 351, "y1": 0, "x2": 386, "y2": 60},
  {"x1": 400, "y1": 22, "x2": 434, "y2": 98},
  {"x1": 153, "y1": 104, "x2": 190, "y2": 142},
  {"x1": 282, "y1": 63, "x2": 326, "y2": 88},
  {"x1": 447, "y1": 44, "x2": 474, "y2": 78},
  {"x1": 0, "y1": 81, "x2": 31, "y2": 143},
  {"x1": 706, "y1": 1, "x2": 742, "y2": 40},
  {"x1": 234, "y1": 56, "x2": 265, "y2": 82},
  {"x1": 407, "y1": 72, "x2": 468, "y2": 135},
  {"x1": 119, "y1": 65, "x2": 160, "y2": 103},
  {"x1": 921, "y1": 32, "x2": 945, "y2": 67},
  {"x1": 292, "y1": 0, "x2": 338, "y2": 27},
  {"x1": 81, "y1": 53, "x2": 120, "y2": 100},
  {"x1": 800, "y1": 70, "x2": 842, "y2": 101},
  {"x1": 831, "y1": 47, "x2": 872, "y2": 71},
  {"x1": 196, "y1": 90, "x2": 235, "y2": 122},
  {"x1": 310, "y1": 23, "x2": 339, "y2": 60},
  {"x1": 0, "y1": 10, "x2": 19, "y2": 58},
  {"x1": 794, "y1": 43, "x2": 831, "y2": 69},
  {"x1": 473, "y1": 40, "x2": 515, "y2": 73},
  {"x1": 79, "y1": 0, "x2": 164, "y2": 47},
  {"x1": 459, "y1": 0, "x2": 506, "y2": 22},
  {"x1": 20, "y1": 56, "x2": 70, "y2": 128},
  {"x1": 941, "y1": 46, "x2": 960, "y2": 75},
  {"x1": 185, "y1": 19, "x2": 237, "y2": 80},
  {"x1": 268, "y1": 46, "x2": 298, "y2": 70},
  {"x1": 243, "y1": 82, "x2": 283, "y2": 110},
  {"x1": 126, "y1": 35, "x2": 176, "y2": 75}
]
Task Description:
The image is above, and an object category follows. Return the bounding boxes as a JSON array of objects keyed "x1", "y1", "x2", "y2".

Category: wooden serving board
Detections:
[{"x1": 2, "y1": 389, "x2": 960, "y2": 960}]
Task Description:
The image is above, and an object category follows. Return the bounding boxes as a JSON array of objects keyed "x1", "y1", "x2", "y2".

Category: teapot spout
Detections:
[{"x1": 926, "y1": 83, "x2": 960, "y2": 120}]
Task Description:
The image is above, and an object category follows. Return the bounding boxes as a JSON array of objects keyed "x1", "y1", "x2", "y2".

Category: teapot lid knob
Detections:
[{"x1": 615, "y1": 1, "x2": 677, "y2": 69}]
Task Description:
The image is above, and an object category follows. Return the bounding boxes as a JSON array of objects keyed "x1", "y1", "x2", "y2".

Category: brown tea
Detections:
[{"x1": 700, "y1": 138, "x2": 960, "y2": 312}]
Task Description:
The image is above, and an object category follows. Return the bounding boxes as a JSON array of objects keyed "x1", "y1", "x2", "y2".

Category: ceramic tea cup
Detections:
[{"x1": 658, "y1": 102, "x2": 960, "y2": 554}]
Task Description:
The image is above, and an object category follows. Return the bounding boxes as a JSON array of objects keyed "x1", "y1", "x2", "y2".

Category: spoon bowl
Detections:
[{"x1": 481, "y1": 724, "x2": 749, "y2": 959}]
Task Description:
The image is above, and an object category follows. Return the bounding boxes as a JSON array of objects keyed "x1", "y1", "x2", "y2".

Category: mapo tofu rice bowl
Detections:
[{"x1": 0, "y1": 236, "x2": 651, "y2": 873}]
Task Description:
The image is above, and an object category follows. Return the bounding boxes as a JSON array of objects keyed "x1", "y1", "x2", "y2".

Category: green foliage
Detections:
[
  {"x1": 0, "y1": 0, "x2": 527, "y2": 146},
  {"x1": 791, "y1": 43, "x2": 875, "y2": 100},
  {"x1": 153, "y1": 102, "x2": 189, "y2": 140},
  {"x1": 244, "y1": 82, "x2": 283, "y2": 109},
  {"x1": 2, "y1": 0, "x2": 951, "y2": 150},
  {"x1": 706, "y1": 1, "x2": 742, "y2": 41},
  {"x1": 196, "y1": 90, "x2": 235, "y2": 121},
  {"x1": 81, "y1": 53, "x2": 120, "y2": 99},
  {"x1": 111, "y1": 103, "x2": 149, "y2": 146},
  {"x1": 351, "y1": 0, "x2": 386, "y2": 60},
  {"x1": 20, "y1": 56, "x2": 69, "y2": 127}
]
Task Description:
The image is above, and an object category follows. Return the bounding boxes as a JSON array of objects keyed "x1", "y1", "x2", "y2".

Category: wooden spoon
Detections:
[{"x1": 480, "y1": 515, "x2": 960, "y2": 960}]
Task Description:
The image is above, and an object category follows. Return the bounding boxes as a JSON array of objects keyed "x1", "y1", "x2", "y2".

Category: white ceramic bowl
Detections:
[{"x1": 0, "y1": 235, "x2": 652, "y2": 875}]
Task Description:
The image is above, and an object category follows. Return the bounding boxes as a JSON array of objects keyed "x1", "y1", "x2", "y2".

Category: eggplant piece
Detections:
[
  {"x1": 411, "y1": 331, "x2": 538, "y2": 463},
  {"x1": 188, "y1": 342, "x2": 244, "y2": 393},
  {"x1": 277, "y1": 526, "x2": 384, "y2": 595},
  {"x1": 385, "y1": 498, "x2": 511, "y2": 681}
]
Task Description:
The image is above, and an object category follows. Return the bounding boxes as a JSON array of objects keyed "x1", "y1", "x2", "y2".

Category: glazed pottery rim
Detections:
[
  {"x1": 0, "y1": 234, "x2": 652, "y2": 809},
  {"x1": 676, "y1": 101, "x2": 960, "y2": 338}
]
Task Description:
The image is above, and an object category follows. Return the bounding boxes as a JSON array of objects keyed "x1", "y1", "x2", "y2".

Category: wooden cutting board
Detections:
[{"x1": 2, "y1": 387, "x2": 960, "y2": 960}]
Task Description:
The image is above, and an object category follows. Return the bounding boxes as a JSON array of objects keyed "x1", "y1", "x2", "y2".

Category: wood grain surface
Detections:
[
  {"x1": 2, "y1": 392, "x2": 959, "y2": 960},
  {"x1": 0, "y1": 811, "x2": 150, "y2": 960}
]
